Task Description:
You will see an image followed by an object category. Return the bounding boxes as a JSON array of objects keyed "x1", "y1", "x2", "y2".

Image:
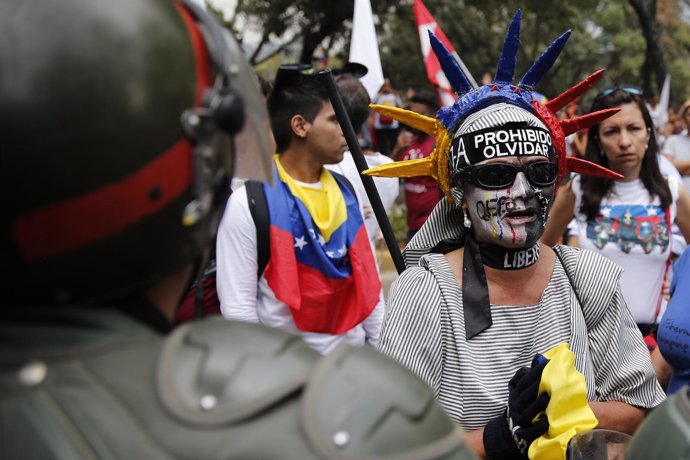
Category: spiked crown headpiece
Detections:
[{"x1": 364, "y1": 10, "x2": 622, "y2": 201}]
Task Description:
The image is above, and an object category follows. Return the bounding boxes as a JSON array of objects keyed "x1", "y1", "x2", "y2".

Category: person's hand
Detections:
[
  {"x1": 396, "y1": 130, "x2": 413, "y2": 149},
  {"x1": 483, "y1": 355, "x2": 550, "y2": 459},
  {"x1": 362, "y1": 204, "x2": 374, "y2": 220},
  {"x1": 392, "y1": 130, "x2": 413, "y2": 160}
]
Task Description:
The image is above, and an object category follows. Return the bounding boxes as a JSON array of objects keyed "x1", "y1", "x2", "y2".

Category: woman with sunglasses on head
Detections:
[
  {"x1": 543, "y1": 87, "x2": 690, "y2": 341},
  {"x1": 365, "y1": 13, "x2": 665, "y2": 460}
]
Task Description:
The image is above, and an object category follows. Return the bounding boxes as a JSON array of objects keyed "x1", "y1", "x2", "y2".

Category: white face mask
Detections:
[{"x1": 464, "y1": 165, "x2": 554, "y2": 248}]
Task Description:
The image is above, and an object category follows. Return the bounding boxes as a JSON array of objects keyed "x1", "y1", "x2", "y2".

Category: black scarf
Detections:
[{"x1": 433, "y1": 234, "x2": 540, "y2": 339}]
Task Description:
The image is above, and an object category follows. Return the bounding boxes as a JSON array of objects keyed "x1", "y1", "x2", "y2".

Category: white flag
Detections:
[
  {"x1": 349, "y1": 0, "x2": 384, "y2": 98},
  {"x1": 651, "y1": 74, "x2": 671, "y2": 134}
]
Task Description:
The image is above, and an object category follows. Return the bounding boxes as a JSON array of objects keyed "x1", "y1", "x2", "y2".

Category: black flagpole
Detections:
[{"x1": 318, "y1": 70, "x2": 405, "y2": 275}]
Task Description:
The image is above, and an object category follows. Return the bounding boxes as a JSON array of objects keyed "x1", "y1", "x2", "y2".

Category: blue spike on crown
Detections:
[
  {"x1": 428, "y1": 31, "x2": 473, "y2": 95},
  {"x1": 494, "y1": 10, "x2": 521, "y2": 84},
  {"x1": 519, "y1": 30, "x2": 571, "y2": 88},
  {"x1": 431, "y1": 10, "x2": 571, "y2": 132}
]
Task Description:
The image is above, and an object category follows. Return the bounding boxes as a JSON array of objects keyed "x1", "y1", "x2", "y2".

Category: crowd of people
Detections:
[{"x1": 5, "y1": 1, "x2": 690, "y2": 459}]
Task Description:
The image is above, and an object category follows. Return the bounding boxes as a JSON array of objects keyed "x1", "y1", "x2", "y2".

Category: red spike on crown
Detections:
[
  {"x1": 546, "y1": 69, "x2": 605, "y2": 113},
  {"x1": 561, "y1": 109, "x2": 621, "y2": 137}
]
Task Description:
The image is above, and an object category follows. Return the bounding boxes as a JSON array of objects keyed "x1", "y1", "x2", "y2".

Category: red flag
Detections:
[{"x1": 413, "y1": 0, "x2": 458, "y2": 106}]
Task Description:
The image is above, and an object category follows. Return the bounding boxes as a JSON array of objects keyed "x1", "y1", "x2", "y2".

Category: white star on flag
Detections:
[
  {"x1": 294, "y1": 236, "x2": 307, "y2": 250},
  {"x1": 326, "y1": 251, "x2": 335, "y2": 258},
  {"x1": 646, "y1": 206, "x2": 658, "y2": 216},
  {"x1": 600, "y1": 206, "x2": 611, "y2": 218},
  {"x1": 318, "y1": 234, "x2": 326, "y2": 246}
]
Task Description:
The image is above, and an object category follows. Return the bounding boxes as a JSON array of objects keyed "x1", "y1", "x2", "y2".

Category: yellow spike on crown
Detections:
[
  {"x1": 369, "y1": 104, "x2": 437, "y2": 135},
  {"x1": 364, "y1": 105, "x2": 455, "y2": 202}
]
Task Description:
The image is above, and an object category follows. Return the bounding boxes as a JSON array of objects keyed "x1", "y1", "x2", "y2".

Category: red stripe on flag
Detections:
[
  {"x1": 266, "y1": 225, "x2": 381, "y2": 334},
  {"x1": 413, "y1": 0, "x2": 458, "y2": 105},
  {"x1": 264, "y1": 226, "x2": 302, "y2": 306}
]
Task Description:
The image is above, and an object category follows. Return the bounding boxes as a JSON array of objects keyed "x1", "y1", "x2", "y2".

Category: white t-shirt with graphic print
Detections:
[{"x1": 572, "y1": 174, "x2": 679, "y2": 324}]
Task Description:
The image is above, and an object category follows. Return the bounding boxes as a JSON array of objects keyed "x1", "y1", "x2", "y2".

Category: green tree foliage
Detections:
[
  {"x1": 594, "y1": 0, "x2": 690, "y2": 106},
  {"x1": 228, "y1": 0, "x2": 398, "y2": 66},
  {"x1": 226, "y1": 0, "x2": 690, "y2": 106},
  {"x1": 376, "y1": 0, "x2": 690, "y2": 106},
  {"x1": 379, "y1": 1, "x2": 604, "y2": 99},
  {"x1": 657, "y1": 0, "x2": 690, "y2": 105}
]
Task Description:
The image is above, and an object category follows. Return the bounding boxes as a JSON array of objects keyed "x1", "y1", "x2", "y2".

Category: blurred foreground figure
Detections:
[
  {"x1": 626, "y1": 386, "x2": 690, "y2": 459},
  {"x1": 0, "y1": 1, "x2": 476, "y2": 458}
]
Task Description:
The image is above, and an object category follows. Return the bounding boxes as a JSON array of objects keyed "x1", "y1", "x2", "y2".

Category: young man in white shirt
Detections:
[{"x1": 216, "y1": 68, "x2": 385, "y2": 354}]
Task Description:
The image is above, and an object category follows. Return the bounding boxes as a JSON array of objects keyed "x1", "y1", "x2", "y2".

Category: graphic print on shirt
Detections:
[
  {"x1": 585, "y1": 205, "x2": 669, "y2": 254},
  {"x1": 404, "y1": 146, "x2": 427, "y2": 160}
]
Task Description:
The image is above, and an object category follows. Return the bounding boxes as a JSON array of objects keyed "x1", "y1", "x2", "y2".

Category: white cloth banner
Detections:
[
  {"x1": 649, "y1": 74, "x2": 671, "y2": 135},
  {"x1": 349, "y1": 0, "x2": 384, "y2": 98}
]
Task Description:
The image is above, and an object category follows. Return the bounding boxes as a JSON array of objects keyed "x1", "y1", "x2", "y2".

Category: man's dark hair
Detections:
[
  {"x1": 335, "y1": 74, "x2": 371, "y2": 135},
  {"x1": 410, "y1": 89, "x2": 439, "y2": 113},
  {"x1": 267, "y1": 70, "x2": 329, "y2": 153}
]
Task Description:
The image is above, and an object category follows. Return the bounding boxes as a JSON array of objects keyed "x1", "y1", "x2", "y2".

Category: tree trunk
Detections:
[
  {"x1": 298, "y1": 2, "x2": 354, "y2": 64},
  {"x1": 628, "y1": 0, "x2": 667, "y2": 97},
  {"x1": 248, "y1": 30, "x2": 268, "y2": 65},
  {"x1": 300, "y1": 32, "x2": 326, "y2": 65}
]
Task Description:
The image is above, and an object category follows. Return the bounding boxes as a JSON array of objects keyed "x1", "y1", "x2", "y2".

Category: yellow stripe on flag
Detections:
[{"x1": 275, "y1": 157, "x2": 347, "y2": 242}]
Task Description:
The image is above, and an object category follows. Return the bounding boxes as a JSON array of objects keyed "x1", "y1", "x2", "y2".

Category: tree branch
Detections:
[
  {"x1": 628, "y1": 0, "x2": 667, "y2": 95},
  {"x1": 248, "y1": 30, "x2": 269, "y2": 64},
  {"x1": 253, "y1": 32, "x2": 306, "y2": 66}
]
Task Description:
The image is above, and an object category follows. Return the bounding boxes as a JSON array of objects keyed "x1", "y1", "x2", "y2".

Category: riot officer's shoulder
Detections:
[
  {"x1": 157, "y1": 318, "x2": 318, "y2": 424},
  {"x1": 300, "y1": 344, "x2": 475, "y2": 459},
  {"x1": 157, "y1": 319, "x2": 476, "y2": 458}
]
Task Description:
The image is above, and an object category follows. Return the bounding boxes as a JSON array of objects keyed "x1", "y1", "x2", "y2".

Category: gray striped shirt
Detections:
[{"x1": 378, "y1": 245, "x2": 665, "y2": 431}]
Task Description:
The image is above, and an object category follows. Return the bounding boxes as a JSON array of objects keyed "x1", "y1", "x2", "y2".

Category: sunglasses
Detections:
[
  {"x1": 593, "y1": 86, "x2": 643, "y2": 101},
  {"x1": 455, "y1": 161, "x2": 558, "y2": 190}
]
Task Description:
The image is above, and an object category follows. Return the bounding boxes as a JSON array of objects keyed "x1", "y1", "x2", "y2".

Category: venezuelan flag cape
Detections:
[{"x1": 262, "y1": 160, "x2": 381, "y2": 334}]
